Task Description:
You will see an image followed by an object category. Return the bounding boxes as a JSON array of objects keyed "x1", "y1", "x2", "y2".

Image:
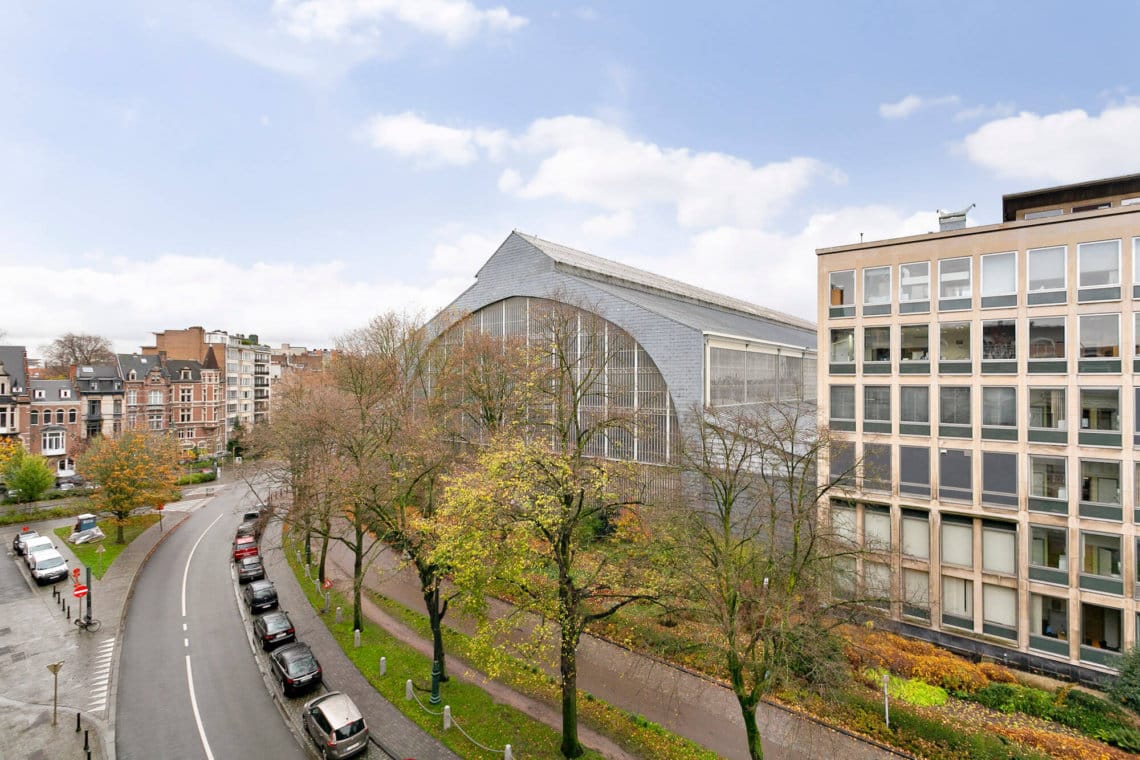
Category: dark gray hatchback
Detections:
[
  {"x1": 270, "y1": 642, "x2": 322, "y2": 697},
  {"x1": 236, "y1": 556, "x2": 265, "y2": 584},
  {"x1": 253, "y1": 610, "x2": 296, "y2": 650},
  {"x1": 242, "y1": 579, "x2": 278, "y2": 613}
]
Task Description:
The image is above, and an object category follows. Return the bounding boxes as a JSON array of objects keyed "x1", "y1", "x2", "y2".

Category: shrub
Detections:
[
  {"x1": 1108, "y1": 647, "x2": 1140, "y2": 715},
  {"x1": 977, "y1": 661, "x2": 1017, "y2": 683},
  {"x1": 176, "y1": 471, "x2": 217, "y2": 486}
]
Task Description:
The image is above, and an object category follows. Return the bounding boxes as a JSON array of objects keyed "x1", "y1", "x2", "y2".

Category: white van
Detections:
[
  {"x1": 29, "y1": 548, "x2": 69, "y2": 585},
  {"x1": 22, "y1": 536, "x2": 54, "y2": 566}
]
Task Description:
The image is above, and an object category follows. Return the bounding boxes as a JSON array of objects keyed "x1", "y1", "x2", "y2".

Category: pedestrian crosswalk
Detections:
[{"x1": 88, "y1": 637, "x2": 115, "y2": 714}]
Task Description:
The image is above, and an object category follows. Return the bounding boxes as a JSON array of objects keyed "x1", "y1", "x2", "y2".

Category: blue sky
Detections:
[{"x1": 3, "y1": 0, "x2": 1139, "y2": 354}]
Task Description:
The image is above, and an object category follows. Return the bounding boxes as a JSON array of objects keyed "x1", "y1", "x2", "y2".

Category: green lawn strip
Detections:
[
  {"x1": 284, "y1": 548, "x2": 606, "y2": 760},
  {"x1": 1, "y1": 501, "x2": 91, "y2": 526},
  {"x1": 53, "y1": 514, "x2": 160, "y2": 579},
  {"x1": 358, "y1": 585, "x2": 718, "y2": 760}
]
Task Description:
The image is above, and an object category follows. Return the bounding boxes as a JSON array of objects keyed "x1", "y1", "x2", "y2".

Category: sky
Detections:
[{"x1": 3, "y1": 0, "x2": 1140, "y2": 356}]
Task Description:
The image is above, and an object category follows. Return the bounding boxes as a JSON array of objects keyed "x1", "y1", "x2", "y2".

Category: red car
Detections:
[{"x1": 233, "y1": 535, "x2": 258, "y2": 561}]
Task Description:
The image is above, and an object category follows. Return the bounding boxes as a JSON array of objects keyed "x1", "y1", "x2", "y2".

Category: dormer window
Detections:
[
  {"x1": 91, "y1": 381, "x2": 99, "y2": 391},
  {"x1": 181, "y1": 369, "x2": 191, "y2": 380},
  {"x1": 128, "y1": 371, "x2": 137, "y2": 381},
  {"x1": 60, "y1": 389, "x2": 71, "y2": 399},
  {"x1": 34, "y1": 389, "x2": 45, "y2": 400}
]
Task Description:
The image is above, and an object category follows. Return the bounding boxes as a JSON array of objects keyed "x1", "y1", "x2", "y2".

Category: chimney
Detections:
[{"x1": 938, "y1": 204, "x2": 975, "y2": 232}]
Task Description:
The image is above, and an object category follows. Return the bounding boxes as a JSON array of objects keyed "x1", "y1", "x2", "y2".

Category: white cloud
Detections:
[
  {"x1": 879, "y1": 94, "x2": 960, "y2": 119},
  {"x1": 431, "y1": 231, "x2": 503, "y2": 273},
  {"x1": 581, "y1": 209, "x2": 634, "y2": 238},
  {"x1": 0, "y1": 254, "x2": 466, "y2": 356},
  {"x1": 359, "y1": 112, "x2": 507, "y2": 166},
  {"x1": 961, "y1": 104, "x2": 1140, "y2": 183},
  {"x1": 954, "y1": 101, "x2": 1015, "y2": 122},
  {"x1": 273, "y1": 0, "x2": 527, "y2": 45}
]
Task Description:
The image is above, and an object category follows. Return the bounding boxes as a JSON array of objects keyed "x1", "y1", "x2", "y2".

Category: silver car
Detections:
[{"x1": 303, "y1": 691, "x2": 369, "y2": 759}]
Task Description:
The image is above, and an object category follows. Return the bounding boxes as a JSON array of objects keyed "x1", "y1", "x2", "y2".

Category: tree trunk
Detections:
[
  {"x1": 352, "y1": 521, "x2": 364, "y2": 632},
  {"x1": 559, "y1": 625, "x2": 582, "y2": 758},
  {"x1": 318, "y1": 531, "x2": 330, "y2": 585},
  {"x1": 728, "y1": 653, "x2": 764, "y2": 760},
  {"x1": 419, "y1": 564, "x2": 449, "y2": 681},
  {"x1": 116, "y1": 513, "x2": 126, "y2": 544}
]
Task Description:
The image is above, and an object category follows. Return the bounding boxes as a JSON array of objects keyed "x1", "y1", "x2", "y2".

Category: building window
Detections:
[
  {"x1": 832, "y1": 502, "x2": 856, "y2": 543},
  {"x1": 900, "y1": 325, "x2": 928, "y2": 362},
  {"x1": 982, "y1": 387, "x2": 1016, "y2": 427},
  {"x1": 1078, "y1": 239, "x2": 1121, "y2": 288},
  {"x1": 68, "y1": 409, "x2": 76, "y2": 424},
  {"x1": 30, "y1": 410, "x2": 38, "y2": 425},
  {"x1": 180, "y1": 387, "x2": 192, "y2": 402},
  {"x1": 939, "y1": 322, "x2": 970, "y2": 361},
  {"x1": 938, "y1": 257, "x2": 972, "y2": 299},
  {"x1": 939, "y1": 386, "x2": 971, "y2": 425},
  {"x1": 1028, "y1": 317, "x2": 1065, "y2": 360},
  {"x1": 180, "y1": 409, "x2": 192, "y2": 424},
  {"x1": 864, "y1": 505, "x2": 891, "y2": 549},
  {"x1": 899, "y1": 446, "x2": 929, "y2": 497},
  {"x1": 830, "y1": 441, "x2": 855, "y2": 485},
  {"x1": 900, "y1": 386, "x2": 929, "y2": 424},
  {"x1": 1081, "y1": 460, "x2": 1121, "y2": 506},
  {"x1": 42, "y1": 430, "x2": 64, "y2": 454},
  {"x1": 148, "y1": 390, "x2": 163, "y2": 405},
  {"x1": 901, "y1": 510, "x2": 929, "y2": 559},
  {"x1": 1031, "y1": 593, "x2": 1069, "y2": 639},
  {"x1": 1028, "y1": 245, "x2": 1066, "y2": 292},
  {"x1": 981, "y1": 252, "x2": 1017, "y2": 298},
  {"x1": 863, "y1": 445, "x2": 892, "y2": 493},
  {"x1": 903, "y1": 569, "x2": 930, "y2": 619},
  {"x1": 1081, "y1": 603, "x2": 1122, "y2": 652},
  {"x1": 1030, "y1": 456, "x2": 1067, "y2": 500},
  {"x1": 55, "y1": 410, "x2": 64, "y2": 424},
  {"x1": 941, "y1": 518, "x2": 973, "y2": 567},
  {"x1": 899, "y1": 262, "x2": 929, "y2": 303},
  {"x1": 1029, "y1": 388, "x2": 1065, "y2": 430},
  {"x1": 1081, "y1": 388, "x2": 1119, "y2": 431},
  {"x1": 982, "y1": 320, "x2": 1016, "y2": 361},
  {"x1": 942, "y1": 576, "x2": 973, "y2": 620},
  {"x1": 864, "y1": 386, "x2": 891, "y2": 423},
  {"x1": 829, "y1": 386, "x2": 855, "y2": 423},
  {"x1": 834, "y1": 556, "x2": 855, "y2": 599},
  {"x1": 863, "y1": 266, "x2": 891, "y2": 305},
  {"x1": 982, "y1": 523, "x2": 1016, "y2": 575},
  {"x1": 127, "y1": 390, "x2": 137, "y2": 406},
  {"x1": 1079, "y1": 314, "x2": 1119, "y2": 357},
  {"x1": 830, "y1": 329, "x2": 854, "y2": 362},
  {"x1": 983, "y1": 585, "x2": 1017, "y2": 633},
  {"x1": 148, "y1": 411, "x2": 164, "y2": 431},
  {"x1": 864, "y1": 327, "x2": 891, "y2": 363},
  {"x1": 864, "y1": 562, "x2": 891, "y2": 607},
  {"x1": 982, "y1": 452, "x2": 1017, "y2": 507},
  {"x1": 1030, "y1": 526, "x2": 1068, "y2": 571},
  {"x1": 829, "y1": 270, "x2": 855, "y2": 307},
  {"x1": 1082, "y1": 533, "x2": 1121, "y2": 578}
]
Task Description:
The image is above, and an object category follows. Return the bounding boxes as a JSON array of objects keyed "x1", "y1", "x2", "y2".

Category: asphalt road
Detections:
[{"x1": 116, "y1": 485, "x2": 308, "y2": 760}]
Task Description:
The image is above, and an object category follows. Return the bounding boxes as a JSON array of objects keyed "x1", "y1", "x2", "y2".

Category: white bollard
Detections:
[
  {"x1": 304, "y1": 564, "x2": 311, "y2": 578},
  {"x1": 380, "y1": 656, "x2": 387, "y2": 676},
  {"x1": 322, "y1": 592, "x2": 330, "y2": 613},
  {"x1": 354, "y1": 629, "x2": 361, "y2": 648},
  {"x1": 504, "y1": 745, "x2": 512, "y2": 760},
  {"x1": 296, "y1": 549, "x2": 302, "y2": 562},
  {"x1": 335, "y1": 606, "x2": 342, "y2": 624},
  {"x1": 443, "y1": 705, "x2": 451, "y2": 730},
  {"x1": 405, "y1": 679, "x2": 413, "y2": 701}
]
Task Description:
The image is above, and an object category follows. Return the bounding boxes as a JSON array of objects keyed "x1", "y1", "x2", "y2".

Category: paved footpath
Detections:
[{"x1": 324, "y1": 541, "x2": 908, "y2": 760}]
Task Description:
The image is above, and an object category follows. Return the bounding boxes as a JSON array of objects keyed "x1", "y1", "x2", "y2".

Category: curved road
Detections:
[{"x1": 117, "y1": 486, "x2": 307, "y2": 760}]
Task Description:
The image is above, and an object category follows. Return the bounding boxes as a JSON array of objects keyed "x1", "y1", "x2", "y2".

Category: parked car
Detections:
[
  {"x1": 270, "y1": 642, "x2": 322, "y2": 697},
  {"x1": 22, "y1": 536, "x2": 55, "y2": 566},
  {"x1": 28, "y1": 548, "x2": 69, "y2": 585},
  {"x1": 236, "y1": 556, "x2": 265, "y2": 584},
  {"x1": 235, "y1": 521, "x2": 257, "y2": 539},
  {"x1": 240, "y1": 506, "x2": 266, "y2": 538},
  {"x1": 303, "y1": 691, "x2": 369, "y2": 759},
  {"x1": 252, "y1": 610, "x2": 296, "y2": 650},
  {"x1": 242, "y1": 579, "x2": 278, "y2": 613},
  {"x1": 12, "y1": 528, "x2": 39, "y2": 555},
  {"x1": 233, "y1": 535, "x2": 258, "y2": 562}
]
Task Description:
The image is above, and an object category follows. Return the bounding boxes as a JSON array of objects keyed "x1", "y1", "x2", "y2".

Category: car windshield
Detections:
[
  {"x1": 264, "y1": 615, "x2": 289, "y2": 632},
  {"x1": 286, "y1": 653, "x2": 317, "y2": 674},
  {"x1": 37, "y1": 555, "x2": 65, "y2": 569},
  {"x1": 334, "y1": 719, "x2": 365, "y2": 740},
  {"x1": 254, "y1": 588, "x2": 275, "y2": 600},
  {"x1": 241, "y1": 559, "x2": 260, "y2": 569}
]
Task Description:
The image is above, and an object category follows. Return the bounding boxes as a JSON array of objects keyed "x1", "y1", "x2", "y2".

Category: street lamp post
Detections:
[{"x1": 46, "y1": 661, "x2": 64, "y2": 726}]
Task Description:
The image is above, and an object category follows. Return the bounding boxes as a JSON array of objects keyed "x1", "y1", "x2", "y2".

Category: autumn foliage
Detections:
[
  {"x1": 78, "y1": 430, "x2": 180, "y2": 542},
  {"x1": 844, "y1": 629, "x2": 1014, "y2": 694}
]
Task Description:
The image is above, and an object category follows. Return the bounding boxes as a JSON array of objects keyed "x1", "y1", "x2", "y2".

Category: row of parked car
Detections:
[
  {"x1": 12, "y1": 527, "x2": 71, "y2": 584},
  {"x1": 231, "y1": 508, "x2": 370, "y2": 760}
]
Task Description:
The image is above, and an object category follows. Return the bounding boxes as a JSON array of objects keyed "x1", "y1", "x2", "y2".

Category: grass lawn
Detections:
[
  {"x1": 0, "y1": 501, "x2": 91, "y2": 526},
  {"x1": 284, "y1": 537, "x2": 717, "y2": 760},
  {"x1": 54, "y1": 513, "x2": 161, "y2": 579}
]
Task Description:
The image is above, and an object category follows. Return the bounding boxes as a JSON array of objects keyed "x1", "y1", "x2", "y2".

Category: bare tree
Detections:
[{"x1": 41, "y1": 333, "x2": 115, "y2": 377}]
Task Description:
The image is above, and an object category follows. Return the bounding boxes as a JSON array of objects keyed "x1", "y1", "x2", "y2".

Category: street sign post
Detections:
[
  {"x1": 322, "y1": 578, "x2": 332, "y2": 590},
  {"x1": 72, "y1": 567, "x2": 81, "y2": 581},
  {"x1": 72, "y1": 585, "x2": 88, "y2": 598}
]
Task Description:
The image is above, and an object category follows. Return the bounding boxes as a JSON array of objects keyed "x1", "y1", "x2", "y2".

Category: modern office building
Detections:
[{"x1": 817, "y1": 174, "x2": 1140, "y2": 681}]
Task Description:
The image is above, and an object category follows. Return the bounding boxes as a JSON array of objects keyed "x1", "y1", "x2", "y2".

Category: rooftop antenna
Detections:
[{"x1": 860, "y1": 232, "x2": 864, "y2": 243}]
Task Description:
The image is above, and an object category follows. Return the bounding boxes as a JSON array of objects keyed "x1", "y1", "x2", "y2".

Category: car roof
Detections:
[
  {"x1": 249, "y1": 579, "x2": 274, "y2": 590},
  {"x1": 24, "y1": 536, "x2": 53, "y2": 547},
  {"x1": 29, "y1": 547, "x2": 64, "y2": 560},
  {"x1": 17, "y1": 529, "x2": 39, "y2": 538},
  {"x1": 239, "y1": 556, "x2": 262, "y2": 565},
  {"x1": 310, "y1": 692, "x2": 363, "y2": 724},
  {"x1": 275, "y1": 642, "x2": 311, "y2": 660}
]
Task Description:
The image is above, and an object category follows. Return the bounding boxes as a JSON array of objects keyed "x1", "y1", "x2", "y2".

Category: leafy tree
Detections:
[
  {"x1": 432, "y1": 301, "x2": 659, "y2": 758},
  {"x1": 1109, "y1": 647, "x2": 1140, "y2": 714},
  {"x1": 41, "y1": 333, "x2": 115, "y2": 377},
  {"x1": 4, "y1": 454, "x2": 55, "y2": 502},
  {"x1": 78, "y1": 430, "x2": 181, "y2": 542},
  {"x1": 662, "y1": 401, "x2": 860, "y2": 760},
  {"x1": 0, "y1": 437, "x2": 25, "y2": 474}
]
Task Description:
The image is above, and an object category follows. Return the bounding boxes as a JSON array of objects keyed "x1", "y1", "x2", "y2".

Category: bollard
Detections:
[
  {"x1": 84, "y1": 729, "x2": 89, "y2": 750},
  {"x1": 296, "y1": 549, "x2": 302, "y2": 562},
  {"x1": 321, "y1": 592, "x2": 329, "y2": 613},
  {"x1": 505, "y1": 745, "x2": 513, "y2": 760},
  {"x1": 304, "y1": 564, "x2": 311, "y2": 578},
  {"x1": 380, "y1": 656, "x2": 387, "y2": 676},
  {"x1": 429, "y1": 659, "x2": 441, "y2": 705},
  {"x1": 87, "y1": 751, "x2": 91, "y2": 760},
  {"x1": 67, "y1": 604, "x2": 71, "y2": 620},
  {"x1": 335, "y1": 606, "x2": 342, "y2": 624},
  {"x1": 76, "y1": 712, "x2": 81, "y2": 732},
  {"x1": 443, "y1": 705, "x2": 451, "y2": 730},
  {"x1": 354, "y1": 629, "x2": 360, "y2": 648},
  {"x1": 405, "y1": 679, "x2": 413, "y2": 701}
]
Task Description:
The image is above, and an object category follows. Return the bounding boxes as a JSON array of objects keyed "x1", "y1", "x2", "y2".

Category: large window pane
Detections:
[
  {"x1": 939, "y1": 257, "x2": 972, "y2": 298},
  {"x1": 1078, "y1": 240, "x2": 1121, "y2": 287},
  {"x1": 982, "y1": 387, "x2": 1016, "y2": 427},
  {"x1": 1029, "y1": 246, "x2": 1066, "y2": 291},
  {"x1": 832, "y1": 503, "x2": 856, "y2": 543},
  {"x1": 864, "y1": 386, "x2": 890, "y2": 421},
  {"x1": 831, "y1": 329, "x2": 854, "y2": 362},
  {"x1": 942, "y1": 519, "x2": 973, "y2": 567},
  {"x1": 709, "y1": 347, "x2": 746, "y2": 405},
  {"x1": 1079, "y1": 314, "x2": 1119, "y2": 357},
  {"x1": 981, "y1": 252, "x2": 1016, "y2": 297},
  {"x1": 940, "y1": 322, "x2": 970, "y2": 360},
  {"x1": 900, "y1": 325, "x2": 929, "y2": 361},
  {"x1": 983, "y1": 585, "x2": 1017, "y2": 628},
  {"x1": 942, "y1": 576, "x2": 973, "y2": 617},
  {"x1": 899, "y1": 262, "x2": 929, "y2": 302},
  {"x1": 1030, "y1": 456, "x2": 1067, "y2": 499},
  {"x1": 1029, "y1": 388, "x2": 1066, "y2": 429},
  {"x1": 982, "y1": 320, "x2": 1016, "y2": 360},
  {"x1": 1082, "y1": 533, "x2": 1121, "y2": 578},
  {"x1": 864, "y1": 267, "x2": 891, "y2": 305},
  {"x1": 1031, "y1": 593, "x2": 1069, "y2": 638},
  {"x1": 901, "y1": 511, "x2": 929, "y2": 558},
  {"x1": 1080, "y1": 460, "x2": 1120, "y2": 505},
  {"x1": 1029, "y1": 317, "x2": 1065, "y2": 359},
  {"x1": 863, "y1": 445, "x2": 891, "y2": 492},
  {"x1": 1081, "y1": 388, "x2": 1119, "y2": 431},
  {"x1": 1030, "y1": 526, "x2": 1068, "y2": 570},
  {"x1": 864, "y1": 327, "x2": 891, "y2": 362},
  {"x1": 903, "y1": 569, "x2": 929, "y2": 617},
  {"x1": 1081, "y1": 603, "x2": 1121, "y2": 652},
  {"x1": 830, "y1": 386, "x2": 855, "y2": 421},
  {"x1": 864, "y1": 507, "x2": 891, "y2": 549},
  {"x1": 940, "y1": 386, "x2": 971, "y2": 425},
  {"x1": 865, "y1": 562, "x2": 891, "y2": 606},
  {"x1": 900, "y1": 386, "x2": 929, "y2": 423},
  {"x1": 982, "y1": 524, "x2": 1016, "y2": 575},
  {"x1": 829, "y1": 270, "x2": 855, "y2": 306}
]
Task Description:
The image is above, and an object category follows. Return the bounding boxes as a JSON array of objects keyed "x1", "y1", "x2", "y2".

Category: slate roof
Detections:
[
  {"x1": 74, "y1": 364, "x2": 124, "y2": 394},
  {"x1": 29, "y1": 379, "x2": 79, "y2": 403},
  {"x1": 0, "y1": 346, "x2": 29, "y2": 395},
  {"x1": 166, "y1": 360, "x2": 203, "y2": 382},
  {"x1": 117, "y1": 354, "x2": 167, "y2": 380}
]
